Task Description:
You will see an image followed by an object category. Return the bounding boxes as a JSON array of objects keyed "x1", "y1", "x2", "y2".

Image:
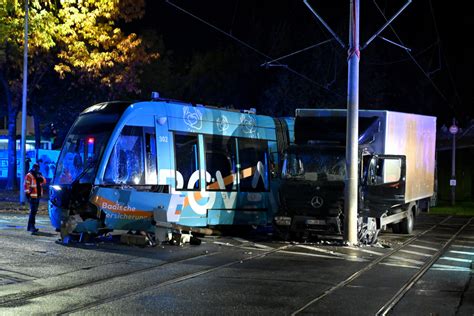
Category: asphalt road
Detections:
[{"x1": 0, "y1": 213, "x2": 472, "y2": 315}]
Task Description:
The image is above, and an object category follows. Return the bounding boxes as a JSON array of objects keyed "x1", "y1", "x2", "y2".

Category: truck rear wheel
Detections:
[{"x1": 399, "y1": 208, "x2": 414, "y2": 234}]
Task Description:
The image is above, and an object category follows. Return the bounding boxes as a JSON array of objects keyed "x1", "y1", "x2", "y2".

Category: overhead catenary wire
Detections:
[
  {"x1": 261, "y1": 39, "x2": 333, "y2": 67},
  {"x1": 362, "y1": 0, "x2": 412, "y2": 50},
  {"x1": 229, "y1": 0, "x2": 239, "y2": 35},
  {"x1": 373, "y1": 0, "x2": 456, "y2": 115},
  {"x1": 325, "y1": 50, "x2": 337, "y2": 88},
  {"x1": 428, "y1": 0, "x2": 463, "y2": 110},
  {"x1": 365, "y1": 40, "x2": 438, "y2": 66},
  {"x1": 426, "y1": 40, "x2": 441, "y2": 77},
  {"x1": 301, "y1": 0, "x2": 349, "y2": 89},
  {"x1": 423, "y1": 0, "x2": 441, "y2": 77},
  {"x1": 377, "y1": 36, "x2": 411, "y2": 52},
  {"x1": 166, "y1": 0, "x2": 345, "y2": 100}
]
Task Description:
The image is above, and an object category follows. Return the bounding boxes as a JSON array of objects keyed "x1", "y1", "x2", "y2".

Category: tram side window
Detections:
[
  {"x1": 104, "y1": 126, "x2": 145, "y2": 185},
  {"x1": 174, "y1": 133, "x2": 199, "y2": 190},
  {"x1": 238, "y1": 139, "x2": 269, "y2": 192},
  {"x1": 145, "y1": 127, "x2": 158, "y2": 184},
  {"x1": 204, "y1": 135, "x2": 237, "y2": 191}
]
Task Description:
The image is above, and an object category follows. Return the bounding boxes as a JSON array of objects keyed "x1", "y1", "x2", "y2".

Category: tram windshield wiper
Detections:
[{"x1": 72, "y1": 159, "x2": 97, "y2": 185}]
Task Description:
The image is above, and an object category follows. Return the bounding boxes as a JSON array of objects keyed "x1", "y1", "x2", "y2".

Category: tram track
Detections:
[
  {"x1": 0, "y1": 248, "x2": 220, "y2": 307},
  {"x1": 0, "y1": 239, "x2": 291, "y2": 314},
  {"x1": 1, "y1": 215, "x2": 471, "y2": 314},
  {"x1": 376, "y1": 216, "x2": 473, "y2": 315},
  {"x1": 57, "y1": 244, "x2": 291, "y2": 315},
  {"x1": 291, "y1": 215, "x2": 466, "y2": 315}
]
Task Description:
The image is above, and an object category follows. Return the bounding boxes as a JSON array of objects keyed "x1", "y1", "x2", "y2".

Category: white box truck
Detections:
[{"x1": 274, "y1": 109, "x2": 436, "y2": 244}]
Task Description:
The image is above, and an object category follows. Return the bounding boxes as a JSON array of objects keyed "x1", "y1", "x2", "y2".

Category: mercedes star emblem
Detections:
[{"x1": 310, "y1": 195, "x2": 324, "y2": 208}]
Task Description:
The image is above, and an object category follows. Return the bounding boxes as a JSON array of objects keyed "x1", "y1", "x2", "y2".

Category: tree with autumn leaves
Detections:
[{"x1": 0, "y1": 0, "x2": 159, "y2": 189}]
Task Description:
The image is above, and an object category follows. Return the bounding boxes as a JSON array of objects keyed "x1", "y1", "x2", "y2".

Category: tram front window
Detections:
[{"x1": 54, "y1": 113, "x2": 119, "y2": 185}]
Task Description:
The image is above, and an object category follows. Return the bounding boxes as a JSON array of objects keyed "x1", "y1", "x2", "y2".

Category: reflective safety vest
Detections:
[{"x1": 24, "y1": 172, "x2": 47, "y2": 198}]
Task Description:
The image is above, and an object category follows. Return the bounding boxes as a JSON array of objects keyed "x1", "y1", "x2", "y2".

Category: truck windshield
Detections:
[
  {"x1": 282, "y1": 147, "x2": 345, "y2": 181},
  {"x1": 53, "y1": 112, "x2": 119, "y2": 185}
]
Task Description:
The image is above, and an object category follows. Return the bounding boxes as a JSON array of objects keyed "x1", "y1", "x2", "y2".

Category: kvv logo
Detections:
[
  {"x1": 183, "y1": 106, "x2": 203, "y2": 130},
  {"x1": 216, "y1": 115, "x2": 230, "y2": 132},
  {"x1": 240, "y1": 114, "x2": 256, "y2": 134}
]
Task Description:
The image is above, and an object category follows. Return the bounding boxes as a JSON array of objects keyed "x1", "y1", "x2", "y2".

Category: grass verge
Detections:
[{"x1": 430, "y1": 200, "x2": 474, "y2": 216}]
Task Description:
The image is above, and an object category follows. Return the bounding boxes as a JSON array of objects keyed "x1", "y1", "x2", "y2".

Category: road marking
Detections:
[
  {"x1": 408, "y1": 244, "x2": 438, "y2": 251},
  {"x1": 212, "y1": 241, "x2": 275, "y2": 253},
  {"x1": 398, "y1": 249, "x2": 432, "y2": 257},
  {"x1": 389, "y1": 255, "x2": 425, "y2": 265},
  {"x1": 232, "y1": 237, "x2": 250, "y2": 244},
  {"x1": 454, "y1": 240, "x2": 474, "y2": 245},
  {"x1": 415, "y1": 239, "x2": 442, "y2": 246},
  {"x1": 431, "y1": 264, "x2": 471, "y2": 272},
  {"x1": 251, "y1": 243, "x2": 274, "y2": 250},
  {"x1": 213, "y1": 241, "x2": 235, "y2": 247},
  {"x1": 449, "y1": 250, "x2": 474, "y2": 256},
  {"x1": 296, "y1": 245, "x2": 364, "y2": 261},
  {"x1": 380, "y1": 262, "x2": 419, "y2": 269},
  {"x1": 346, "y1": 247, "x2": 384, "y2": 256},
  {"x1": 451, "y1": 244, "x2": 473, "y2": 249},
  {"x1": 279, "y1": 250, "x2": 345, "y2": 260},
  {"x1": 439, "y1": 256, "x2": 472, "y2": 263}
]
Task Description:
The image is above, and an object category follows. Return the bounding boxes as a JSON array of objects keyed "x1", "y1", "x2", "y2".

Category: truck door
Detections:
[{"x1": 364, "y1": 155, "x2": 406, "y2": 206}]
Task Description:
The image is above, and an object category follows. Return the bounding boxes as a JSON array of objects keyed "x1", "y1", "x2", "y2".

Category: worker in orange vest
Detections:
[{"x1": 24, "y1": 163, "x2": 46, "y2": 234}]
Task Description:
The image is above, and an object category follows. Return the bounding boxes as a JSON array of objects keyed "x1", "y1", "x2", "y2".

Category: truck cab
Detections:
[
  {"x1": 276, "y1": 144, "x2": 346, "y2": 236},
  {"x1": 273, "y1": 109, "x2": 436, "y2": 244}
]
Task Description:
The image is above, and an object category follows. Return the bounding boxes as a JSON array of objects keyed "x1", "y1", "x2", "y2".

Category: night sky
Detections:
[{"x1": 140, "y1": 1, "x2": 473, "y2": 127}]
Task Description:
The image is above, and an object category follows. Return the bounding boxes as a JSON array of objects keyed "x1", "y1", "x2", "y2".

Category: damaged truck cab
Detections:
[{"x1": 274, "y1": 109, "x2": 436, "y2": 243}]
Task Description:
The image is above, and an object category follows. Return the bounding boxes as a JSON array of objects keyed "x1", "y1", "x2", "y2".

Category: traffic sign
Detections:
[{"x1": 449, "y1": 125, "x2": 458, "y2": 135}]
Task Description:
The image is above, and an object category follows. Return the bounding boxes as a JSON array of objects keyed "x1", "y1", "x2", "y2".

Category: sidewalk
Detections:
[{"x1": 0, "y1": 190, "x2": 49, "y2": 215}]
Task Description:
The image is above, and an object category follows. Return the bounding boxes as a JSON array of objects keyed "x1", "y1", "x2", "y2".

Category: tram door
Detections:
[{"x1": 154, "y1": 115, "x2": 172, "y2": 187}]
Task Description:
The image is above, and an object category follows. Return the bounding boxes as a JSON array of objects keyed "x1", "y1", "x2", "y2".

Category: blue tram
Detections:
[{"x1": 49, "y1": 96, "x2": 293, "y2": 238}]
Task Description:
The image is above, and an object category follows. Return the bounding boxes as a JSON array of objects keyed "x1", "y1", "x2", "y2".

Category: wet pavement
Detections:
[{"x1": 0, "y1": 213, "x2": 472, "y2": 315}]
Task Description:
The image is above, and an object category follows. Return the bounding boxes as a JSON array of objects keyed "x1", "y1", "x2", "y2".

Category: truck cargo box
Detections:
[{"x1": 295, "y1": 109, "x2": 436, "y2": 203}]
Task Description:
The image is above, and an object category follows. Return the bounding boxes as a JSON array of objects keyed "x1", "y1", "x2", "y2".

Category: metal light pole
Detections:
[
  {"x1": 19, "y1": 0, "x2": 29, "y2": 204},
  {"x1": 449, "y1": 118, "x2": 458, "y2": 206},
  {"x1": 344, "y1": 0, "x2": 360, "y2": 245},
  {"x1": 303, "y1": 0, "x2": 410, "y2": 245}
]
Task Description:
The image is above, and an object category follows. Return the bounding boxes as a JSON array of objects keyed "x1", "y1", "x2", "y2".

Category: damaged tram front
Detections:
[{"x1": 49, "y1": 98, "x2": 293, "y2": 242}]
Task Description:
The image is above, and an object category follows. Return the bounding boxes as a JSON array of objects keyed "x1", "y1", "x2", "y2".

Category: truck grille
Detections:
[{"x1": 280, "y1": 181, "x2": 344, "y2": 216}]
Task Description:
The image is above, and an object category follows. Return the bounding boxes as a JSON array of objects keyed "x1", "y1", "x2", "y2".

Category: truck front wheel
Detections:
[
  {"x1": 399, "y1": 208, "x2": 414, "y2": 234},
  {"x1": 391, "y1": 222, "x2": 401, "y2": 234}
]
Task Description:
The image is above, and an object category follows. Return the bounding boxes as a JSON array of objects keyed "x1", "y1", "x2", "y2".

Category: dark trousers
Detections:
[{"x1": 27, "y1": 198, "x2": 40, "y2": 231}]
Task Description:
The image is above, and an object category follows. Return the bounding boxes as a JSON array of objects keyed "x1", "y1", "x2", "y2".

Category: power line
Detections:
[
  {"x1": 373, "y1": 0, "x2": 455, "y2": 114},
  {"x1": 365, "y1": 40, "x2": 438, "y2": 66},
  {"x1": 261, "y1": 39, "x2": 333, "y2": 67},
  {"x1": 428, "y1": 0, "x2": 463, "y2": 109},
  {"x1": 229, "y1": 0, "x2": 239, "y2": 35},
  {"x1": 426, "y1": 40, "x2": 441, "y2": 77},
  {"x1": 166, "y1": 0, "x2": 345, "y2": 100}
]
